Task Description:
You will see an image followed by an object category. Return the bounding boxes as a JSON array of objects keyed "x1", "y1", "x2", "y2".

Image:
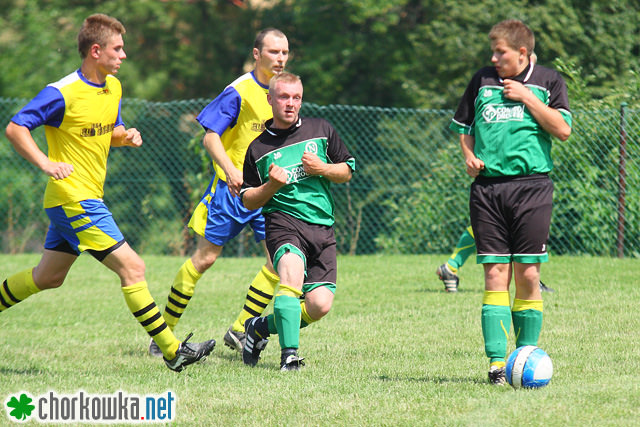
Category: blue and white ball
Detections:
[{"x1": 506, "y1": 346, "x2": 553, "y2": 389}]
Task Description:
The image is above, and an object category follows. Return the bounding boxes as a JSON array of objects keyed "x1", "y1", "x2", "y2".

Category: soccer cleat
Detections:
[
  {"x1": 242, "y1": 317, "x2": 268, "y2": 367},
  {"x1": 436, "y1": 263, "x2": 459, "y2": 292},
  {"x1": 164, "y1": 332, "x2": 216, "y2": 373},
  {"x1": 223, "y1": 327, "x2": 246, "y2": 353},
  {"x1": 148, "y1": 338, "x2": 163, "y2": 357},
  {"x1": 488, "y1": 365, "x2": 506, "y2": 386},
  {"x1": 539, "y1": 281, "x2": 554, "y2": 293},
  {"x1": 280, "y1": 349, "x2": 305, "y2": 371}
]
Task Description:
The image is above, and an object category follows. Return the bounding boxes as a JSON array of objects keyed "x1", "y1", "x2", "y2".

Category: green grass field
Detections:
[{"x1": 1, "y1": 254, "x2": 639, "y2": 425}]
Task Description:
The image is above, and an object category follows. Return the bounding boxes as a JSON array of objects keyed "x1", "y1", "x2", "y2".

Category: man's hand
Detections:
[
  {"x1": 268, "y1": 163, "x2": 288, "y2": 188},
  {"x1": 225, "y1": 166, "x2": 244, "y2": 197},
  {"x1": 465, "y1": 157, "x2": 485, "y2": 178},
  {"x1": 502, "y1": 79, "x2": 531, "y2": 103},
  {"x1": 301, "y1": 152, "x2": 326, "y2": 176},
  {"x1": 124, "y1": 128, "x2": 143, "y2": 147},
  {"x1": 43, "y1": 160, "x2": 74, "y2": 180}
]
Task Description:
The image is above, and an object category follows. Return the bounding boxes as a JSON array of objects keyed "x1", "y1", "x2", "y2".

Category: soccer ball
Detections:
[{"x1": 505, "y1": 346, "x2": 553, "y2": 389}]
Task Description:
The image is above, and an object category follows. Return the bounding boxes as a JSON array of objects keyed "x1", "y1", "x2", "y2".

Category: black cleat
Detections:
[
  {"x1": 539, "y1": 281, "x2": 554, "y2": 292},
  {"x1": 148, "y1": 338, "x2": 163, "y2": 357},
  {"x1": 488, "y1": 365, "x2": 506, "y2": 386},
  {"x1": 164, "y1": 333, "x2": 216, "y2": 372},
  {"x1": 223, "y1": 326, "x2": 246, "y2": 353},
  {"x1": 436, "y1": 263, "x2": 459, "y2": 292},
  {"x1": 280, "y1": 349, "x2": 305, "y2": 371},
  {"x1": 242, "y1": 317, "x2": 268, "y2": 367}
]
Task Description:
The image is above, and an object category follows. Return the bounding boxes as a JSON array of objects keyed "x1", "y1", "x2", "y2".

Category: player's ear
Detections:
[{"x1": 89, "y1": 43, "x2": 101, "y2": 59}]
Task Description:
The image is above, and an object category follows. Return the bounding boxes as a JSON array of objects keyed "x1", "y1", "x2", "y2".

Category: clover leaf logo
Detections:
[{"x1": 5, "y1": 393, "x2": 35, "y2": 422}]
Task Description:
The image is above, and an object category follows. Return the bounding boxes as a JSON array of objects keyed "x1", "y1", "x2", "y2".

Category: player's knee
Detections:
[
  {"x1": 305, "y1": 297, "x2": 333, "y2": 320},
  {"x1": 33, "y1": 271, "x2": 66, "y2": 289},
  {"x1": 192, "y1": 250, "x2": 218, "y2": 272},
  {"x1": 119, "y1": 256, "x2": 146, "y2": 284}
]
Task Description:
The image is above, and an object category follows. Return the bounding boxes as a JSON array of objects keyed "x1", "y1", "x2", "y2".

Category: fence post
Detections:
[{"x1": 616, "y1": 102, "x2": 628, "y2": 258}]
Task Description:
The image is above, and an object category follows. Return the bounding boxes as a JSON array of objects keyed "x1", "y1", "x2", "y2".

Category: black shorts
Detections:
[
  {"x1": 470, "y1": 174, "x2": 553, "y2": 264},
  {"x1": 264, "y1": 211, "x2": 337, "y2": 294}
]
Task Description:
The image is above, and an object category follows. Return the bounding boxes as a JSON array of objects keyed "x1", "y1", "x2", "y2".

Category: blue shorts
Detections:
[
  {"x1": 188, "y1": 175, "x2": 265, "y2": 246},
  {"x1": 44, "y1": 199, "x2": 125, "y2": 260}
]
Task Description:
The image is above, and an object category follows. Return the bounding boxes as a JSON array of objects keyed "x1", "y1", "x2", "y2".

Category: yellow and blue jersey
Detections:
[
  {"x1": 196, "y1": 71, "x2": 271, "y2": 182},
  {"x1": 11, "y1": 69, "x2": 124, "y2": 208}
]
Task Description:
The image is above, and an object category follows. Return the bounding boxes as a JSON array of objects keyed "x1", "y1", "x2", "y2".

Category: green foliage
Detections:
[{"x1": 1, "y1": 0, "x2": 639, "y2": 107}]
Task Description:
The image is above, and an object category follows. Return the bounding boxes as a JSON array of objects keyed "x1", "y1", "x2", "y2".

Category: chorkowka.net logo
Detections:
[{"x1": 4, "y1": 390, "x2": 176, "y2": 423}]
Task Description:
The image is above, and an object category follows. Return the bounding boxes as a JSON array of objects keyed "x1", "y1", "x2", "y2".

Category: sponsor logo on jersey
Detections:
[
  {"x1": 81, "y1": 122, "x2": 115, "y2": 137},
  {"x1": 251, "y1": 121, "x2": 266, "y2": 132},
  {"x1": 285, "y1": 164, "x2": 309, "y2": 184},
  {"x1": 481, "y1": 104, "x2": 525, "y2": 123},
  {"x1": 305, "y1": 141, "x2": 318, "y2": 154}
]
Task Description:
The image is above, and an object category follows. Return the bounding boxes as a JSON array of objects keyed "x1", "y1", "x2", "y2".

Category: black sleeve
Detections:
[
  {"x1": 324, "y1": 120, "x2": 354, "y2": 165},
  {"x1": 452, "y1": 68, "x2": 484, "y2": 128}
]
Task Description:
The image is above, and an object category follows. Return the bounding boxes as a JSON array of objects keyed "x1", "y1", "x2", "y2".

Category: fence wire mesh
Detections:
[{"x1": 1, "y1": 98, "x2": 638, "y2": 257}]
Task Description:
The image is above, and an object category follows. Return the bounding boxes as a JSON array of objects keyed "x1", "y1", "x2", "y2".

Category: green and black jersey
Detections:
[
  {"x1": 450, "y1": 63, "x2": 572, "y2": 177},
  {"x1": 241, "y1": 117, "x2": 356, "y2": 226}
]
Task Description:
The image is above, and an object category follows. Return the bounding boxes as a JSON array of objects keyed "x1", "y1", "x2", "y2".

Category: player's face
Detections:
[
  {"x1": 269, "y1": 80, "x2": 302, "y2": 129},
  {"x1": 491, "y1": 39, "x2": 526, "y2": 79},
  {"x1": 97, "y1": 33, "x2": 126, "y2": 76},
  {"x1": 255, "y1": 34, "x2": 289, "y2": 79}
]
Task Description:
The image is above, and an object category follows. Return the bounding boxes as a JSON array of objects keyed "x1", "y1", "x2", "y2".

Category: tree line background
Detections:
[
  {"x1": 0, "y1": 0, "x2": 639, "y2": 258},
  {"x1": 1, "y1": 0, "x2": 639, "y2": 109}
]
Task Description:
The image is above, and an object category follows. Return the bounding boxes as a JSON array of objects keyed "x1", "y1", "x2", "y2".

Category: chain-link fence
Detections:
[{"x1": 1, "y1": 97, "x2": 638, "y2": 257}]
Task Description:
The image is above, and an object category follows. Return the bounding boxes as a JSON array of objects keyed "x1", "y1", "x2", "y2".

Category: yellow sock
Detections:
[
  {"x1": 122, "y1": 281, "x2": 180, "y2": 359},
  {"x1": 164, "y1": 258, "x2": 201, "y2": 330},
  {"x1": 300, "y1": 300, "x2": 317, "y2": 327},
  {"x1": 1, "y1": 268, "x2": 40, "y2": 312},
  {"x1": 232, "y1": 265, "x2": 279, "y2": 333}
]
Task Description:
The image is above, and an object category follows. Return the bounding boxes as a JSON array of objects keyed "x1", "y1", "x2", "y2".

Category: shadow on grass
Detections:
[
  {"x1": 0, "y1": 366, "x2": 46, "y2": 376},
  {"x1": 414, "y1": 287, "x2": 484, "y2": 294},
  {"x1": 377, "y1": 374, "x2": 486, "y2": 385}
]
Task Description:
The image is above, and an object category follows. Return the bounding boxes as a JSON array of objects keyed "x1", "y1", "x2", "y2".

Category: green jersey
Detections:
[
  {"x1": 450, "y1": 63, "x2": 572, "y2": 177},
  {"x1": 242, "y1": 117, "x2": 356, "y2": 226}
]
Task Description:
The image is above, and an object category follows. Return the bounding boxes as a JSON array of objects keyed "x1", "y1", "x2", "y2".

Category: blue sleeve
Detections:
[
  {"x1": 115, "y1": 100, "x2": 124, "y2": 128},
  {"x1": 196, "y1": 86, "x2": 241, "y2": 135},
  {"x1": 10, "y1": 86, "x2": 66, "y2": 130}
]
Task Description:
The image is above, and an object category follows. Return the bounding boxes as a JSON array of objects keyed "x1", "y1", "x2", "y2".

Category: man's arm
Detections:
[
  {"x1": 5, "y1": 121, "x2": 73, "y2": 180},
  {"x1": 242, "y1": 163, "x2": 287, "y2": 210},
  {"x1": 503, "y1": 79, "x2": 571, "y2": 141},
  {"x1": 111, "y1": 125, "x2": 143, "y2": 147},
  {"x1": 460, "y1": 134, "x2": 485, "y2": 178},
  {"x1": 202, "y1": 130, "x2": 243, "y2": 196},
  {"x1": 301, "y1": 152, "x2": 352, "y2": 183}
]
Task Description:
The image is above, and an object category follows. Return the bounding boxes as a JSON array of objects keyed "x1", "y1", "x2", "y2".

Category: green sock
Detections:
[
  {"x1": 481, "y1": 291, "x2": 511, "y2": 363},
  {"x1": 512, "y1": 299, "x2": 543, "y2": 347},
  {"x1": 448, "y1": 226, "x2": 476, "y2": 272},
  {"x1": 274, "y1": 294, "x2": 301, "y2": 349}
]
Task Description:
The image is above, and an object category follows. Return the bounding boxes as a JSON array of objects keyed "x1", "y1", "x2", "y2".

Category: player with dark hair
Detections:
[
  {"x1": 450, "y1": 19, "x2": 571, "y2": 385},
  {"x1": 240, "y1": 72, "x2": 355, "y2": 370},
  {"x1": 3, "y1": 13, "x2": 215, "y2": 372},
  {"x1": 149, "y1": 28, "x2": 289, "y2": 357}
]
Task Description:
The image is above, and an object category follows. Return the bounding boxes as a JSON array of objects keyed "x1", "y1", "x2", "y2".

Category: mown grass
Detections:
[{"x1": 1, "y1": 254, "x2": 639, "y2": 426}]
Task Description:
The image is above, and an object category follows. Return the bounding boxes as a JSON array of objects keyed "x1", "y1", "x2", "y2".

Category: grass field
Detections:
[{"x1": 1, "y1": 253, "x2": 639, "y2": 425}]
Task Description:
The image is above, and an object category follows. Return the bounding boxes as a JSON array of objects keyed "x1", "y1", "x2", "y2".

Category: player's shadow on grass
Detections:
[
  {"x1": 0, "y1": 366, "x2": 46, "y2": 376},
  {"x1": 415, "y1": 286, "x2": 484, "y2": 295},
  {"x1": 377, "y1": 374, "x2": 486, "y2": 385}
]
